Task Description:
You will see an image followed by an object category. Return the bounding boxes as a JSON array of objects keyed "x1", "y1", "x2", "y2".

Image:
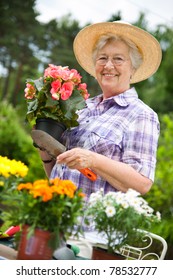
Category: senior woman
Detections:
[
  {"x1": 39, "y1": 21, "x2": 162, "y2": 258},
  {"x1": 0, "y1": 21, "x2": 162, "y2": 260},
  {"x1": 42, "y1": 21, "x2": 161, "y2": 196}
]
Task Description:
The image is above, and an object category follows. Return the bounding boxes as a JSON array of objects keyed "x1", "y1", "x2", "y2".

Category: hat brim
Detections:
[{"x1": 73, "y1": 22, "x2": 162, "y2": 83}]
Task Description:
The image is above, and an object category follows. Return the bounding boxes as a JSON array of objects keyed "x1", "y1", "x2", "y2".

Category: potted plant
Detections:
[
  {"x1": 1, "y1": 175, "x2": 85, "y2": 259},
  {"x1": 3, "y1": 178, "x2": 84, "y2": 259},
  {"x1": 24, "y1": 64, "x2": 90, "y2": 136},
  {"x1": 85, "y1": 188, "x2": 161, "y2": 259},
  {"x1": 0, "y1": 156, "x2": 85, "y2": 259}
]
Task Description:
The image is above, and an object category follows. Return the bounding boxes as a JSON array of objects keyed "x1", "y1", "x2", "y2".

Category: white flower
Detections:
[
  {"x1": 141, "y1": 205, "x2": 154, "y2": 215},
  {"x1": 121, "y1": 201, "x2": 129, "y2": 209},
  {"x1": 126, "y1": 188, "x2": 140, "y2": 197},
  {"x1": 88, "y1": 192, "x2": 102, "y2": 205},
  {"x1": 127, "y1": 197, "x2": 142, "y2": 209},
  {"x1": 103, "y1": 199, "x2": 113, "y2": 207},
  {"x1": 156, "y1": 211, "x2": 161, "y2": 220},
  {"x1": 105, "y1": 206, "x2": 116, "y2": 217}
]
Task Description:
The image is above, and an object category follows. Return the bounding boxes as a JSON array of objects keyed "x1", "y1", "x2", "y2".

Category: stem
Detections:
[{"x1": 106, "y1": 231, "x2": 114, "y2": 254}]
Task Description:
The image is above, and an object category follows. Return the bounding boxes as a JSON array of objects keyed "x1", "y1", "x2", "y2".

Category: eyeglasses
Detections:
[{"x1": 96, "y1": 56, "x2": 129, "y2": 66}]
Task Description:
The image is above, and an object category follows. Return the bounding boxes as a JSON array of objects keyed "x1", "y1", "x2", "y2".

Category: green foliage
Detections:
[
  {"x1": 145, "y1": 114, "x2": 173, "y2": 214},
  {"x1": 144, "y1": 114, "x2": 173, "y2": 259},
  {"x1": 0, "y1": 100, "x2": 46, "y2": 181}
]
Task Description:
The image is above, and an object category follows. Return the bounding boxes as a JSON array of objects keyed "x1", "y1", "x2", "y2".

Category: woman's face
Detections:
[{"x1": 95, "y1": 40, "x2": 135, "y2": 98}]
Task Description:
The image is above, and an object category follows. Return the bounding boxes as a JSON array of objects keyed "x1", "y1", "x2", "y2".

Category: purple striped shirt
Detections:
[{"x1": 51, "y1": 87, "x2": 160, "y2": 198}]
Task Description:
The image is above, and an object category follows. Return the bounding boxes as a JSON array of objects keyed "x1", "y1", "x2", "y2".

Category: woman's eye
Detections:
[
  {"x1": 114, "y1": 57, "x2": 123, "y2": 62},
  {"x1": 99, "y1": 57, "x2": 107, "y2": 61}
]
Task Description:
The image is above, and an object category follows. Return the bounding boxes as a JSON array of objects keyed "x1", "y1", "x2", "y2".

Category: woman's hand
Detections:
[{"x1": 56, "y1": 148, "x2": 94, "y2": 170}]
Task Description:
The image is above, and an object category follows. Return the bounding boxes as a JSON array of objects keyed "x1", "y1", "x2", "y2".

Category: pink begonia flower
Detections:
[
  {"x1": 24, "y1": 83, "x2": 36, "y2": 99},
  {"x1": 69, "y1": 69, "x2": 82, "y2": 84},
  {"x1": 44, "y1": 64, "x2": 59, "y2": 78},
  {"x1": 59, "y1": 81, "x2": 74, "y2": 100},
  {"x1": 50, "y1": 80, "x2": 62, "y2": 100},
  {"x1": 44, "y1": 64, "x2": 69, "y2": 79},
  {"x1": 78, "y1": 83, "x2": 90, "y2": 100},
  {"x1": 58, "y1": 68, "x2": 72, "y2": 81},
  {"x1": 50, "y1": 80, "x2": 61, "y2": 93},
  {"x1": 51, "y1": 92, "x2": 60, "y2": 100}
]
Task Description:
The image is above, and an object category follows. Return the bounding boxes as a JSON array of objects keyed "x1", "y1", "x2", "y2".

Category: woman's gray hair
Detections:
[{"x1": 92, "y1": 33, "x2": 143, "y2": 70}]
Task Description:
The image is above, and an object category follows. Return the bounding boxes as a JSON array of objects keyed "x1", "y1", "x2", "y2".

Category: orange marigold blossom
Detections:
[
  {"x1": 16, "y1": 178, "x2": 84, "y2": 201},
  {"x1": 30, "y1": 185, "x2": 53, "y2": 202},
  {"x1": 51, "y1": 185, "x2": 65, "y2": 196},
  {"x1": 78, "y1": 192, "x2": 86, "y2": 198},
  {"x1": 49, "y1": 177, "x2": 61, "y2": 185},
  {"x1": 17, "y1": 182, "x2": 33, "y2": 191}
]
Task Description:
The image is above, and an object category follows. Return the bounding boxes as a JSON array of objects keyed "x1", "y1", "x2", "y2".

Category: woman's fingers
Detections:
[{"x1": 56, "y1": 148, "x2": 92, "y2": 169}]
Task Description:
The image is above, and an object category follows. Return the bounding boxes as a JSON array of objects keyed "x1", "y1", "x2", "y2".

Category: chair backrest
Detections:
[{"x1": 119, "y1": 230, "x2": 168, "y2": 260}]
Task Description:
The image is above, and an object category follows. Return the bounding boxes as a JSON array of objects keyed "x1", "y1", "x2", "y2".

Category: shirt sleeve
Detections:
[{"x1": 122, "y1": 110, "x2": 160, "y2": 181}]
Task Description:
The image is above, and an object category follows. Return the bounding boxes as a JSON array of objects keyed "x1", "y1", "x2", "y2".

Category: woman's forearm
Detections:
[
  {"x1": 56, "y1": 148, "x2": 153, "y2": 194},
  {"x1": 91, "y1": 152, "x2": 152, "y2": 194}
]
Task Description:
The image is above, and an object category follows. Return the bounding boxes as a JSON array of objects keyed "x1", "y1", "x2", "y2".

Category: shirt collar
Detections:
[
  {"x1": 111, "y1": 87, "x2": 138, "y2": 107},
  {"x1": 88, "y1": 87, "x2": 138, "y2": 107}
]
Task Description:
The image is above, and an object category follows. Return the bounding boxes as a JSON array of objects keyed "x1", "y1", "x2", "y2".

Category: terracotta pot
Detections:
[
  {"x1": 36, "y1": 118, "x2": 66, "y2": 142},
  {"x1": 17, "y1": 225, "x2": 54, "y2": 260},
  {"x1": 92, "y1": 246, "x2": 125, "y2": 260}
]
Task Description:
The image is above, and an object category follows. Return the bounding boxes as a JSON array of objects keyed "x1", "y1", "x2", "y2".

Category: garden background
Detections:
[{"x1": 0, "y1": 0, "x2": 173, "y2": 259}]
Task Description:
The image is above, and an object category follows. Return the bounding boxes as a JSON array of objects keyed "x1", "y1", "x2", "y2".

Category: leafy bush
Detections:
[
  {"x1": 144, "y1": 113, "x2": 173, "y2": 259},
  {"x1": 0, "y1": 101, "x2": 46, "y2": 181}
]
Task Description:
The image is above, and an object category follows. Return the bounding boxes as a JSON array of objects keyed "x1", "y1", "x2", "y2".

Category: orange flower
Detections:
[
  {"x1": 50, "y1": 178, "x2": 77, "y2": 198},
  {"x1": 49, "y1": 178, "x2": 61, "y2": 186},
  {"x1": 30, "y1": 185, "x2": 53, "y2": 202},
  {"x1": 51, "y1": 185, "x2": 65, "y2": 195},
  {"x1": 28, "y1": 180, "x2": 52, "y2": 202},
  {"x1": 60, "y1": 180, "x2": 77, "y2": 198},
  {"x1": 17, "y1": 178, "x2": 82, "y2": 200},
  {"x1": 17, "y1": 182, "x2": 33, "y2": 191},
  {"x1": 78, "y1": 192, "x2": 86, "y2": 198}
]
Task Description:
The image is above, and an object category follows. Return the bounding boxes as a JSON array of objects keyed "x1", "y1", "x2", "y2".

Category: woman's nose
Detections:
[{"x1": 104, "y1": 59, "x2": 114, "y2": 68}]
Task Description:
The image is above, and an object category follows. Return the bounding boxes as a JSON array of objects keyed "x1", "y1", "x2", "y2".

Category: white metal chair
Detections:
[
  {"x1": 81, "y1": 229, "x2": 168, "y2": 260},
  {"x1": 119, "y1": 230, "x2": 168, "y2": 260}
]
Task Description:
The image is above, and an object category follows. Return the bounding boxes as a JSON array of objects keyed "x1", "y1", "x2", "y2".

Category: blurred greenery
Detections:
[
  {"x1": 0, "y1": 0, "x2": 173, "y2": 259},
  {"x1": 0, "y1": 100, "x2": 46, "y2": 181},
  {"x1": 144, "y1": 114, "x2": 173, "y2": 259}
]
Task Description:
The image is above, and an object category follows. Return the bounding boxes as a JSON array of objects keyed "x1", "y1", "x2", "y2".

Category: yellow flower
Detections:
[{"x1": 0, "y1": 156, "x2": 28, "y2": 178}]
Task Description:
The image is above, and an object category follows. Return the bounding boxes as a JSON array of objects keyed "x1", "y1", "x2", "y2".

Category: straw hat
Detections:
[{"x1": 73, "y1": 21, "x2": 162, "y2": 83}]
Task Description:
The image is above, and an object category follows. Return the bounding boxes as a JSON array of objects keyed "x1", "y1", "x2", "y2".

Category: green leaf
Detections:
[{"x1": 34, "y1": 78, "x2": 44, "y2": 91}]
